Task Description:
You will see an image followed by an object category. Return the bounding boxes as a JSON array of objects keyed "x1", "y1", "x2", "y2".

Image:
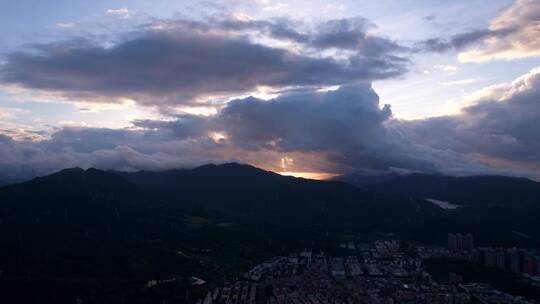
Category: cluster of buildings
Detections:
[
  {"x1": 430, "y1": 233, "x2": 540, "y2": 278},
  {"x1": 447, "y1": 233, "x2": 474, "y2": 252},
  {"x1": 198, "y1": 250, "x2": 466, "y2": 303},
  {"x1": 260, "y1": 267, "x2": 472, "y2": 304},
  {"x1": 461, "y1": 283, "x2": 535, "y2": 304},
  {"x1": 197, "y1": 281, "x2": 258, "y2": 304},
  {"x1": 475, "y1": 247, "x2": 540, "y2": 276},
  {"x1": 196, "y1": 239, "x2": 540, "y2": 304},
  {"x1": 445, "y1": 233, "x2": 540, "y2": 277},
  {"x1": 373, "y1": 240, "x2": 401, "y2": 257}
]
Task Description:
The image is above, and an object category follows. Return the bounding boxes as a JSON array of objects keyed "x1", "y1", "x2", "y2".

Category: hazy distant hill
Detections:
[{"x1": 340, "y1": 173, "x2": 540, "y2": 207}]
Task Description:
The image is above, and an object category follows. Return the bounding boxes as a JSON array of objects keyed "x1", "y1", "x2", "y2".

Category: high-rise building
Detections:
[
  {"x1": 449, "y1": 272, "x2": 463, "y2": 284},
  {"x1": 484, "y1": 249, "x2": 496, "y2": 268},
  {"x1": 448, "y1": 233, "x2": 458, "y2": 252},
  {"x1": 472, "y1": 249, "x2": 481, "y2": 263},
  {"x1": 448, "y1": 232, "x2": 474, "y2": 252},
  {"x1": 495, "y1": 250, "x2": 506, "y2": 270},
  {"x1": 523, "y1": 253, "x2": 538, "y2": 275},
  {"x1": 463, "y1": 234, "x2": 474, "y2": 251},
  {"x1": 509, "y1": 249, "x2": 522, "y2": 273},
  {"x1": 456, "y1": 233, "x2": 464, "y2": 251},
  {"x1": 536, "y1": 255, "x2": 540, "y2": 275}
]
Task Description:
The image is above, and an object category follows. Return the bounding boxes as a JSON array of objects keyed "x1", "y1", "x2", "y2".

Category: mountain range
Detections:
[
  {"x1": 1, "y1": 163, "x2": 540, "y2": 303},
  {"x1": 339, "y1": 173, "x2": 540, "y2": 207}
]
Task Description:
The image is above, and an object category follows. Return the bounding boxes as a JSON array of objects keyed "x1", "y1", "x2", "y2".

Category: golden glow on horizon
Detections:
[{"x1": 277, "y1": 171, "x2": 339, "y2": 180}]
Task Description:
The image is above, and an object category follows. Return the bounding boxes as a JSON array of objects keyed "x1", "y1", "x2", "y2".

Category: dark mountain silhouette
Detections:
[
  {"x1": 0, "y1": 168, "x2": 211, "y2": 303},
  {"x1": 334, "y1": 172, "x2": 401, "y2": 187},
  {"x1": 114, "y1": 163, "x2": 433, "y2": 229},
  {"x1": 2, "y1": 167, "x2": 137, "y2": 200},
  {"x1": 2, "y1": 163, "x2": 540, "y2": 303},
  {"x1": 340, "y1": 173, "x2": 540, "y2": 207},
  {"x1": 0, "y1": 163, "x2": 426, "y2": 238},
  {"x1": 0, "y1": 164, "x2": 433, "y2": 303},
  {"x1": 116, "y1": 162, "x2": 369, "y2": 210}
]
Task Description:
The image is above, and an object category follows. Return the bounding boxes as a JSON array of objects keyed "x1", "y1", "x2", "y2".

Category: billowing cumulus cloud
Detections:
[
  {"x1": 0, "y1": 17, "x2": 408, "y2": 107},
  {"x1": 0, "y1": 123, "x2": 336, "y2": 182},
  {"x1": 0, "y1": 84, "x2": 499, "y2": 182},
  {"x1": 0, "y1": 126, "x2": 225, "y2": 182},
  {"x1": 216, "y1": 85, "x2": 497, "y2": 175},
  {"x1": 219, "y1": 85, "x2": 390, "y2": 152},
  {"x1": 402, "y1": 66, "x2": 540, "y2": 177},
  {"x1": 418, "y1": 0, "x2": 540, "y2": 62},
  {"x1": 124, "y1": 84, "x2": 457, "y2": 174}
]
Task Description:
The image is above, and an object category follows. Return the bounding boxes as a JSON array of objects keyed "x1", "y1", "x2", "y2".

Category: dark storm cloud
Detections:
[
  {"x1": 218, "y1": 84, "x2": 389, "y2": 151},
  {"x1": 216, "y1": 84, "x2": 446, "y2": 172},
  {"x1": 0, "y1": 17, "x2": 408, "y2": 106}
]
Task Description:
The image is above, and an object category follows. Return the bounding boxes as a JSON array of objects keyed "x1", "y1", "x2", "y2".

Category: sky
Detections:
[{"x1": 1, "y1": 0, "x2": 540, "y2": 181}]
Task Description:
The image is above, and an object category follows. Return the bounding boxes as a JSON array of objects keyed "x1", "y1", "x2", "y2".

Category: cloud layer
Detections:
[
  {"x1": 0, "y1": 84, "x2": 402, "y2": 180},
  {"x1": 1, "y1": 6, "x2": 540, "y2": 181},
  {"x1": 419, "y1": 0, "x2": 540, "y2": 62},
  {"x1": 6, "y1": 73, "x2": 538, "y2": 182},
  {"x1": 402, "y1": 66, "x2": 540, "y2": 176},
  {"x1": 6, "y1": 63, "x2": 540, "y2": 181},
  {"x1": 0, "y1": 17, "x2": 407, "y2": 107}
]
